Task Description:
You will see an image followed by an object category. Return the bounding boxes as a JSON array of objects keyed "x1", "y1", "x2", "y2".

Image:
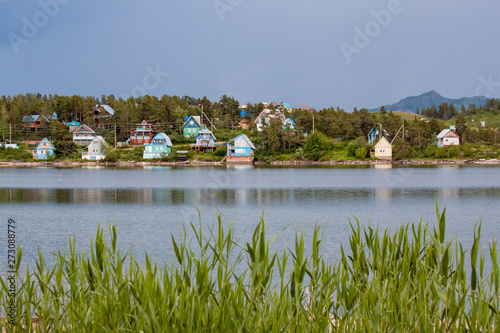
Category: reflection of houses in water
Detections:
[
  {"x1": 373, "y1": 164, "x2": 392, "y2": 169},
  {"x1": 441, "y1": 188, "x2": 460, "y2": 198},
  {"x1": 375, "y1": 188, "x2": 393, "y2": 201}
]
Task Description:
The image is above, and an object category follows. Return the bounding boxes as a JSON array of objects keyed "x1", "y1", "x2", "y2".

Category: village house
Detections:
[
  {"x1": 436, "y1": 129, "x2": 460, "y2": 147},
  {"x1": 82, "y1": 136, "x2": 109, "y2": 160},
  {"x1": 72, "y1": 124, "x2": 96, "y2": 146},
  {"x1": 283, "y1": 118, "x2": 296, "y2": 132},
  {"x1": 227, "y1": 134, "x2": 256, "y2": 164},
  {"x1": 368, "y1": 124, "x2": 389, "y2": 144},
  {"x1": 143, "y1": 132, "x2": 173, "y2": 159},
  {"x1": 254, "y1": 109, "x2": 286, "y2": 131},
  {"x1": 22, "y1": 115, "x2": 49, "y2": 131},
  {"x1": 68, "y1": 121, "x2": 80, "y2": 132},
  {"x1": 92, "y1": 105, "x2": 115, "y2": 129},
  {"x1": 239, "y1": 118, "x2": 251, "y2": 130},
  {"x1": 33, "y1": 138, "x2": 55, "y2": 160},
  {"x1": 183, "y1": 116, "x2": 202, "y2": 137},
  {"x1": 193, "y1": 128, "x2": 217, "y2": 152},
  {"x1": 130, "y1": 121, "x2": 154, "y2": 146},
  {"x1": 370, "y1": 136, "x2": 393, "y2": 160}
]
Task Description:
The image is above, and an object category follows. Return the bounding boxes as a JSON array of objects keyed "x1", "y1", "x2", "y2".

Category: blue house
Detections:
[
  {"x1": 227, "y1": 134, "x2": 256, "y2": 164},
  {"x1": 33, "y1": 138, "x2": 55, "y2": 160},
  {"x1": 183, "y1": 116, "x2": 202, "y2": 137},
  {"x1": 368, "y1": 124, "x2": 389, "y2": 144},
  {"x1": 283, "y1": 118, "x2": 296, "y2": 131},
  {"x1": 193, "y1": 128, "x2": 217, "y2": 152},
  {"x1": 143, "y1": 132, "x2": 173, "y2": 159}
]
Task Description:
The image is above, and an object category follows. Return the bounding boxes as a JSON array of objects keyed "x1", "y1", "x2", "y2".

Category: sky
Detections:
[{"x1": 1, "y1": 0, "x2": 499, "y2": 111}]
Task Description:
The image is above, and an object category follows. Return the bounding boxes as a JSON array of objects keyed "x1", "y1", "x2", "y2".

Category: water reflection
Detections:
[{"x1": 2, "y1": 187, "x2": 499, "y2": 205}]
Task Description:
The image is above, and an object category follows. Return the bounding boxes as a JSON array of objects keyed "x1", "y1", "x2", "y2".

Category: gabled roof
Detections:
[
  {"x1": 183, "y1": 116, "x2": 201, "y2": 128},
  {"x1": 228, "y1": 134, "x2": 256, "y2": 149},
  {"x1": 374, "y1": 136, "x2": 392, "y2": 149},
  {"x1": 35, "y1": 138, "x2": 54, "y2": 150},
  {"x1": 93, "y1": 105, "x2": 115, "y2": 116},
  {"x1": 151, "y1": 132, "x2": 173, "y2": 146},
  {"x1": 88, "y1": 136, "x2": 109, "y2": 148},
  {"x1": 22, "y1": 115, "x2": 42, "y2": 122},
  {"x1": 368, "y1": 123, "x2": 389, "y2": 137},
  {"x1": 436, "y1": 129, "x2": 460, "y2": 139},
  {"x1": 196, "y1": 128, "x2": 216, "y2": 141},
  {"x1": 73, "y1": 124, "x2": 95, "y2": 134}
]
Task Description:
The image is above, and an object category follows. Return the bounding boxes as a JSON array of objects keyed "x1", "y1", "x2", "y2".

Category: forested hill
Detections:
[{"x1": 368, "y1": 90, "x2": 489, "y2": 113}]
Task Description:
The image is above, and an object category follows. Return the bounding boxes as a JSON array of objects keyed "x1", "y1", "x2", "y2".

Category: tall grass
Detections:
[{"x1": 1, "y1": 205, "x2": 499, "y2": 332}]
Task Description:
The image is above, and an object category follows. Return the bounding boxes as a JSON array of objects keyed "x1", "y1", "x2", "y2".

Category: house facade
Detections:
[
  {"x1": 22, "y1": 115, "x2": 49, "y2": 131},
  {"x1": 193, "y1": 128, "x2": 217, "y2": 152},
  {"x1": 33, "y1": 138, "x2": 55, "y2": 160},
  {"x1": 183, "y1": 116, "x2": 201, "y2": 136},
  {"x1": 368, "y1": 124, "x2": 389, "y2": 144},
  {"x1": 436, "y1": 129, "x2": 460, "y2": 147},
  {"x1": 92, "y1": 105, "x2": 115, "y2": 129},
  {"x1": 73, "y1": 124, "x2": 96, "y2": 146},
  {"x1": 130, "y1": 121, "x2": 154, "y2": 146},
  {"x1": 143, "y1": 132, "x2": 173, "y2": 159},
  {"x1": 68, "y1": 121, "x2": 80, "y2": 132},
  {"x1": 82, "y1": 136, "x2": 109, "y2": 160},
  {"x1": 371, "y1": 136, "x2": 393, "y2": 160},
  {"x1": 227, "y1": 134, "x2": 256, "y2": 164}
]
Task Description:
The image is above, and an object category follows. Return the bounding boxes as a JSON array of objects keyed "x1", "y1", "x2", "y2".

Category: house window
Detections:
[{"x1": 190, "y1": 120, "x2": 193, "y2": 125}]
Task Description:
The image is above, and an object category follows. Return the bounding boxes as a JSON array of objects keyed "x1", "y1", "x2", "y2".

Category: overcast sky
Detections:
[{"x1": 1, "y1": 0, "x2": 499, "y2": 111}]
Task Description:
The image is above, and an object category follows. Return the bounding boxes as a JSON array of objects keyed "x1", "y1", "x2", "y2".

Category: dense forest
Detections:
[{"x1": 0, "y1": 93, "x2": 499, "y2": 161}]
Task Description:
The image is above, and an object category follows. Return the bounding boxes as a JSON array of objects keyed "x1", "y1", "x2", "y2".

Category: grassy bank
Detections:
[{"x1": 1, "y1": 206, "x2": 499, "y2": 332}]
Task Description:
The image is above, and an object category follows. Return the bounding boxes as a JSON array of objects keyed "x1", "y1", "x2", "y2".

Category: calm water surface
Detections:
[{"x1": 1, "y1": 165, "x2": 499, "y2": 273}]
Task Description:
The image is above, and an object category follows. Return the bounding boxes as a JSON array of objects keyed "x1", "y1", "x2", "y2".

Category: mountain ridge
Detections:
[{"x1": 368, "y1": 90, "x2": 488, "y2": 113}]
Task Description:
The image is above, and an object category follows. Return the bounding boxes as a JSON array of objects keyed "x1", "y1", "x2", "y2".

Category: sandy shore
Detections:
[{"x1": 1, "y1": 158, "x2": 499, "y2": 168}]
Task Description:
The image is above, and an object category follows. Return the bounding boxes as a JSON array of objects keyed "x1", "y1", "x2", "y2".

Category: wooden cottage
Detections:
[
  {"x1": 130, "y1": 121, "x2": 154, "y2": 146},
  {"x1": 143, "y1": 132, "x2": 173, "y2": 159},
  {"x1": 92, "y1": 105, "x2": 115, "y2": 129},
  {"x1": 368, "y1": 124, "x2": 389, "y2": 144},
  {"x1": 183, "y1": 116, "x2": 202, "y2": 137},
  {"x1": 193, "y1": 128, "x2": 217, "y2": 152},
  {"x1": 22, "y1": 115, "x2": 50, "y2": 131},
  {"x1": 436, "y1": 129, "x2": 460, "y2": 147},
  {"x1": 82, "y1": 136, "x2": 109, "y2": 160},
  {"x1": 283, "y1": 118, "x2": 296, "y2": 132},
  {"x1": 239, "y1": 118, "x2": 251, "y2": 130},
  {"x1": 33, "y1": 138, "x2": 55, "y2": 160},
  {"x1": 68, "y1": 121, "x2": 80, "y2": 132},
  {"x1": 370, "y1": 136, "x2": 392, "y2": 160},
  {"x1": 227, "y1": 134, "x2": 256, "y2": 164},
  {"x1": 254, "y1": 109, "x2": 286, "y2": 132},
  {"x1": 72, "y1": 124, "x2": 96, "y2": 146}
]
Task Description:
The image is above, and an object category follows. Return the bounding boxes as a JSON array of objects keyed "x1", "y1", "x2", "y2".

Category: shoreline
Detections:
[{"x1": 0, "y1": 158, "x2": 499, "y2": 168}]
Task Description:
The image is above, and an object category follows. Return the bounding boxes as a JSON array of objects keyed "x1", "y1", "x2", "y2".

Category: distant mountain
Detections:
[{"x1": 368, "y1": 90, "x2": 488, "y2": 113}]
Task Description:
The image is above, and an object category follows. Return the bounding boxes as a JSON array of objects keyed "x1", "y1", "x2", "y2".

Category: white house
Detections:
[
  {"x1": 82, "y1": 136, "x2": 109, "y2": 160},
  {"x1": 436, "y1": 129, "x2": 460, "y2": 147},
  {"x1": 371, "y1": 136, "x2": 393, "y2": 160},
  {"x1": 73, "y1": 124, "x2": 96, "y2": 146}
]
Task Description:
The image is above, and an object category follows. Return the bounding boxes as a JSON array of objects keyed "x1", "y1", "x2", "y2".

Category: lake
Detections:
[{"x1": 1, "y1": 165, "x2": 499, "y2": 273}]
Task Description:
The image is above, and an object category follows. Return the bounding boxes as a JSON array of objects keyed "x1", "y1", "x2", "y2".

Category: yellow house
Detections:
[{"x1": 371, "y1": 136, "x2": 392, "y2": 160}]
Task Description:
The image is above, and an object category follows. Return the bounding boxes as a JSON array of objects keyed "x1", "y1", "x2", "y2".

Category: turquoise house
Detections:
[
  {"x1": 183, "y1": 116, "x2": 201, "y2": 137},
  {"x1": 143, "y1": 132, "x2": 173, "y2": 159},
  {"x1": 33, "y1": 138, "x2": 55, "y2": 160},
  {"x1": 227, "y1": 134, "x2": 256, "y2": 164},
  {"x1": 193, "y1": 128, "x2": 216, "y2": 152},
  {"x1": 283, "y1": 118, "x2": 296, "y2": 131}
]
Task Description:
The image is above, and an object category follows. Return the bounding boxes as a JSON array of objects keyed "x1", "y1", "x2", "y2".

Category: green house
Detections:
[{"x1": 183, "y1": 116, "x2": 201, "y2": 137}]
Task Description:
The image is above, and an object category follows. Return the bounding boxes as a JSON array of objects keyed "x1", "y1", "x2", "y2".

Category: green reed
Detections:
[{"x1": 1, "y1": 205, "x2": 499, "y2": 332}]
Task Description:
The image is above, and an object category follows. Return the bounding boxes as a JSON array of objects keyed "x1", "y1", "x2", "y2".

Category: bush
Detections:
[
  {"x1": 355, "y1": 147, "x2": 367, "y2": 160},
  {"x1": 214, "y1": 146, "x2": 226, "y2": 157}
]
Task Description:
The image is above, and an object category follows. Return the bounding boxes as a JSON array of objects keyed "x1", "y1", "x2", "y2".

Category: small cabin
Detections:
[
  {"x1": 33, "y1": 138, "x2": 55, "y2": 160},
  {"x1": 193, "y1": 128, "x2": 217, "y2": 152},
  {"x1": 73, "y1": 124, "x2": 96, "y2": 146},
  {"x1": 82, "y1": 136, "x2": 109, "y2": 160},
  {"x1": 283, "y1": 118, "x2": 296, "y2": 132},
  {"x1": 130, "y1": 121, "x2": 154, "y2": 146},
  {"x1": 227, "y1": 134, "x2": 256, "y2": 164},
  {"x1": 22, "y1": 115, "x2": 49, "y2": 132},
  {"x1": 143, "y1": 132, "x2": 173, "y2": 159},
  {"x1": 183, "y1": 116, "x2": 202, "y2": 137},
  {"x1": 436, "y1": 129, "x2": 460, "y2": 147},
  {"x1": 68, "y1": 121, "x2": 81, "y2": 133},
  {"x1": 370, "y1": 136, "x2": 392, "y2": 160}
]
